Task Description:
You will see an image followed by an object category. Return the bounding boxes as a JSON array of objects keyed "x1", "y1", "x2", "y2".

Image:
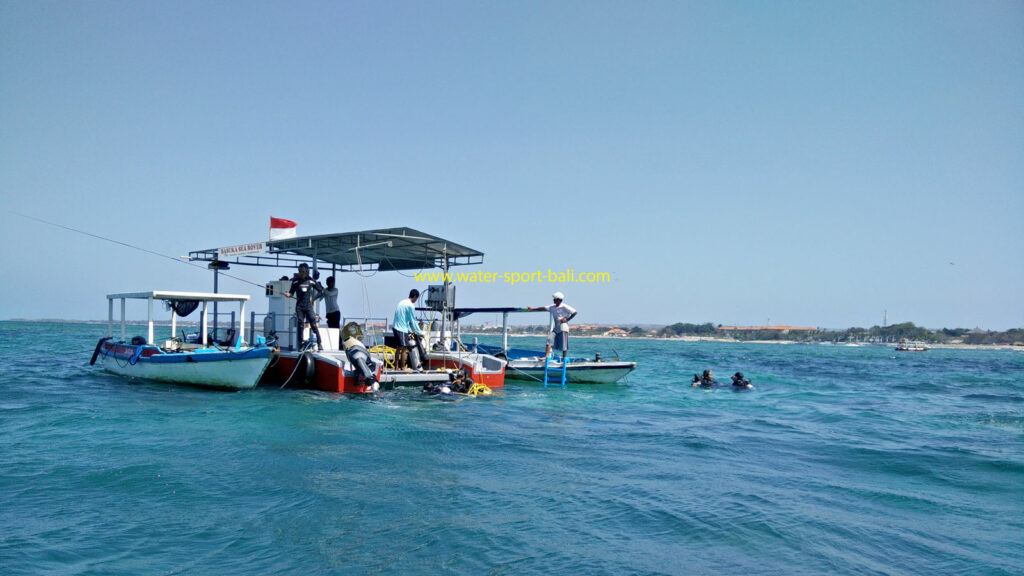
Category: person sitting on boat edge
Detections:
[
  {"x1": 731, "y1": 372, "x2": 752, "y2": 388},
  {"x1": 527, "y1": 292, "x2": 577, "y2": 360},
  {"x1": 692, "y1": 369, "x2": 716, "y2": 387},
  {"x1": 393, "y1": 289, "x2": 424, "y2": 371},
  {"x1": 323, "y1": 276, "x2": 341, "y2": 329},
  {"x1": 284, "y1": 263, "x2": 324, "y2": 352}
]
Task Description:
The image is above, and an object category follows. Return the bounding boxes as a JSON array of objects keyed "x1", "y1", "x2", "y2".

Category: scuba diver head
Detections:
[{"x1": 731, "y1": 372, "x2": 752, "y2": 388}]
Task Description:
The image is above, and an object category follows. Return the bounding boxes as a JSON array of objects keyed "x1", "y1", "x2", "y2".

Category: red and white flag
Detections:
[{"x1": 269, "y1": 217, "x2": 297, "y2": 241}]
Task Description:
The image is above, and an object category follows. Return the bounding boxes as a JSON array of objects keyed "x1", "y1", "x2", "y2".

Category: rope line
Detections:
[{"x1": 12, "y1": 212, "x2": 269, "y2": 291}]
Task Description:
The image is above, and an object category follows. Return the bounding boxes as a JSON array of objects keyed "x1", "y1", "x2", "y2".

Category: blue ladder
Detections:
[{"x1": 543, "y1": 356, "x2": 568, "y2": 388}]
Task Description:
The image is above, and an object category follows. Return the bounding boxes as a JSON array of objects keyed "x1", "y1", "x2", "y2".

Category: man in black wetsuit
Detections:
[{"x1": 284, "y1": 263, "x2": 324, "y2": 351}]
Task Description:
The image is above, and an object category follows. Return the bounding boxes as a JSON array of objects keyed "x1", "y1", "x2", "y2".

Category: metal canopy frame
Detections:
[
  {"x1": 106, "y1": 291, "x2": 251, "y2": 347},
  {"x1": 188, "y1": 227, "x2": 484, "y2": 272},
  {"x1": 417, "y1": 306, "x2": 545, "y2": 355}
]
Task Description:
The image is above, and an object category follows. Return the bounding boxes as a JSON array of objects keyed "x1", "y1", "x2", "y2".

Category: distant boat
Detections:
[{"x1": 895, "y1": 342, "x2": 929, "y2": 352}]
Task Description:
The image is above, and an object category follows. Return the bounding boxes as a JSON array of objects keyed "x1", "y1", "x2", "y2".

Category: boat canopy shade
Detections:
[
  {"x1": 418, "y1": 306, "x2": 535, "y2": 320},
  {"x1": 106, "y1": 291, "x2": 251, "y2": 346},
  {"x1": 188, "y1": 227, "x2": 483, "y2": 272},
  {"x1": 107, "y1": 291, "x2": 251, "y2": 303}
]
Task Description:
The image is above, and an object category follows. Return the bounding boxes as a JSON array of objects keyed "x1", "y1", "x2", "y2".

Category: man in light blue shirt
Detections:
[{"x1": 393, "y1": 289, "x2": 424, "y2": 370}]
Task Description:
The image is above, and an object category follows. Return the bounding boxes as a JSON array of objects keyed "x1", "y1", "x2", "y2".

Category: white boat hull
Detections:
[
  {"x1": 98, "y1": 345, "x2": 273, "y2": 390},
  {"x1": 504, "y1": 360, "x2": 636, "y2": 384},
  {"x1": 101, "y1": 355, "x2": 271, "y2": 389}
]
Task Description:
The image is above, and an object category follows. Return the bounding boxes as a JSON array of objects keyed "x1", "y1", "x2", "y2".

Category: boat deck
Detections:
[
  {"x1": 273, "y1": 349, "x2": 461, "y2": 390},
  {"x1": 378, "y1": 368, "x2": 453, "y2": 386}
]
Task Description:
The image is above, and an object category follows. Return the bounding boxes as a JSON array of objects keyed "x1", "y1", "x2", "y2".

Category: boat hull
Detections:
[
  {"x1": 263, "y1": 351, "x2": 380, "y2": 393},
  {"x1": 504, "y1": 360, "x2": 636, "y2": 384},
  {"x1": 262, "y1": 350, "x2": 506, "y2": 393},
  {"x1": 98, "y1": 341, "x2": 273, "y2": 390}
]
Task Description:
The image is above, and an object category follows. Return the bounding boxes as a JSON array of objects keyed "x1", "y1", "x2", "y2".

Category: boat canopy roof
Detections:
[
  {"x1": 418, "y1": 306, "x2": 534, "y2": 320},
  {"x1": 189, "y1": 227, "x2": 483, "y2": 272},
  {"x1": 107, "y1": 291, "x2": 251, "y2": 303}
]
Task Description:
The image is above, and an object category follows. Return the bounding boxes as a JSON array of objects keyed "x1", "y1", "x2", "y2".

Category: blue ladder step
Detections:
[{"x1": 543, "y1": 356, "x2": 568, "y2": 388}]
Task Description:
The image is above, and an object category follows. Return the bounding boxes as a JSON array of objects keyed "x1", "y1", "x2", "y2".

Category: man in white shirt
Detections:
[
  {"x1": 323, "y1": 276, "x2": 341, "y2": 329},
  {"x1": 528, "y1": 292, "x2": 577, "y2": 359}
]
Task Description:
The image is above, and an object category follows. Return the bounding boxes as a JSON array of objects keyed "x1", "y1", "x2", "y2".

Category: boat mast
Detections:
[
  {"x1": 440, "y1": 244, "x2": 449, "y2": 352},
  {"x1": 208, "y1": 260, "x2": 230, "y2": 340},
  {"x1": 213, "y1": 264, "x2": 218, "y2": 339},
  {"x1": 502, "y1": 311, "x2": 509, "y2": 354}
]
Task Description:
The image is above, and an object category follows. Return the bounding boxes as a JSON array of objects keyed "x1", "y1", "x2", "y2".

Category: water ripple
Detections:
[{"x1": 1, "y1": 323, "x2": 1022, "y2": 575}]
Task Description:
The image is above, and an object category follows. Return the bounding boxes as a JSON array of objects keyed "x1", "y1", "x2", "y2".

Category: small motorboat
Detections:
[
  {"x1": 474, "y1": 345, "x2": 636, "y2": 384},
  {"x1": 895, "y1": 341, "x2": 930, "y2": 352}
]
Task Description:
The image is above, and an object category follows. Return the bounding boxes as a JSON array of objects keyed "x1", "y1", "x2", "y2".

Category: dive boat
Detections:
[
  {"x1": 91, "y1": 291, "x2": 274, "y2": 390},
  {"x1": 187, "y1": 228, "x2": 508, "y2": 393}
]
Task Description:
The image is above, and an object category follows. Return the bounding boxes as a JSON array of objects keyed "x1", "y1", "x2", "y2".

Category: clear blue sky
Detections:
[{"x1": 2, "y1": 1, "x2": 1022, "y2": 330}]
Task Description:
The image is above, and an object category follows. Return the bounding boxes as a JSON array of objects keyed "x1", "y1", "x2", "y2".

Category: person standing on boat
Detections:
[
  {"x1": 393, "y1": 289, "x2": 424, "y2": 371},
  {"x1": 528, "y1": 292, "x2": 577, "y2": 359},
  {"x1": 284, "y1": 263, "x2": 324, "y2": 352},
  {"x1": 323, "y1": 276, "x2": 341, "y2": 329}
]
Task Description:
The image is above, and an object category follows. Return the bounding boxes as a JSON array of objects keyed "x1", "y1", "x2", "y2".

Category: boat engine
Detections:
[
  {"x1": 343, "y1": 336, "x2": 378, "y2": 387},
  {"x1": 89, "y1": 337, "x2": 111, "y2": 366}
]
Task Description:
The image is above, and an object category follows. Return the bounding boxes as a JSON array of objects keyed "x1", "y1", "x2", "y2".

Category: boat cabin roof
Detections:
[
  {"x1": 107, "y1": 291, "x2": 251, "y2": 303},
  {"x1": 189, "y1": 227, "x2": 483, "y2": 272}
]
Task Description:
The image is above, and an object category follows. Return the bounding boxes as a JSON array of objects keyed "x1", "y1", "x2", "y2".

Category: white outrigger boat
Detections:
[
  {"x1": 500, "y1": 354, "x2": 636, "y2": 384},
  {"x1": 441, "y1": 307, "x2": 637, "y2": 385},
  {"x1": 91, "y1": 291, "x2": 274, "y2": 390}
]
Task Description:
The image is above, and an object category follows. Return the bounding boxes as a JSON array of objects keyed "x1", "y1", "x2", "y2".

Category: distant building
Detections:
[{"x1": 603, "y1": 327, "x2": 630, "y2": 337}]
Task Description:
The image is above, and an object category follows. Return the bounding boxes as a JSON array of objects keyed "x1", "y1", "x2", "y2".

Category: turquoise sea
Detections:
[{"x1": 1, "y1": 321, "x2": 1022, "y2": 575}]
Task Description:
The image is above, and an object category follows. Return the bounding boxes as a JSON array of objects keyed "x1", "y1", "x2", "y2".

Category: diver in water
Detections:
[
  {"x1": 731, "y1": 372, "x2": 752, "y2": 388},
  {"x1": 423, "y1": 381, "x2": 452, "y2": 396},
  {"x1": 449, "y1": 369, "x2": 474, "y2": 394},
  {"x1": 692, "y1": 369, "x2": 716, "y2": 387},
  {"x1": 424, "y1": 369, "x2": 475, "y2": 396}
]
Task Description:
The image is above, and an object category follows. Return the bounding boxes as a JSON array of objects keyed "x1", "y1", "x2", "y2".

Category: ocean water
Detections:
[{"x1": 1, "y1": 321, "x2": 1022, "y2": 575}]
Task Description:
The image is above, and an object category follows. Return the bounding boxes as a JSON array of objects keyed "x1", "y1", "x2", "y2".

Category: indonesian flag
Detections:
[{"x1": 269, "y1": 217, "x2": 297, "y2": 240}]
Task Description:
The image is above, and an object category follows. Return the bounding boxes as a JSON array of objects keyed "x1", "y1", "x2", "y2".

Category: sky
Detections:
[{"x1": 1, "y1": 1, "x2": 1022, "y2": 330}]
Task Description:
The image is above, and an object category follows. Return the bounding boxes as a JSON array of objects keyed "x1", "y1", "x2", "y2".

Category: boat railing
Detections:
[
  {"x1": 169, "y1": 312, "x2": 238, "y2": 344},
  {"x1": 248, "y1": 311, "x2": 298, "y2": 350},
  {"x1": 244, "y1": 313, "x2": 390, "y2": 351},
  {"x1": 343, "y1": 317, "x2": 389, "y2": 348},
  {"x1": 249, "y1": 311, "x2": 269, "y2": 346}
]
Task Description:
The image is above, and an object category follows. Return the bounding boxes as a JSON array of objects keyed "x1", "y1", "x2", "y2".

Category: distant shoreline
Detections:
[
  {"x1": 464, "y1": 332, "x2": 1023, "y2": 350},
  {"x1": 3, "y1": 319, "x2": 1021, "y2": 350}
]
